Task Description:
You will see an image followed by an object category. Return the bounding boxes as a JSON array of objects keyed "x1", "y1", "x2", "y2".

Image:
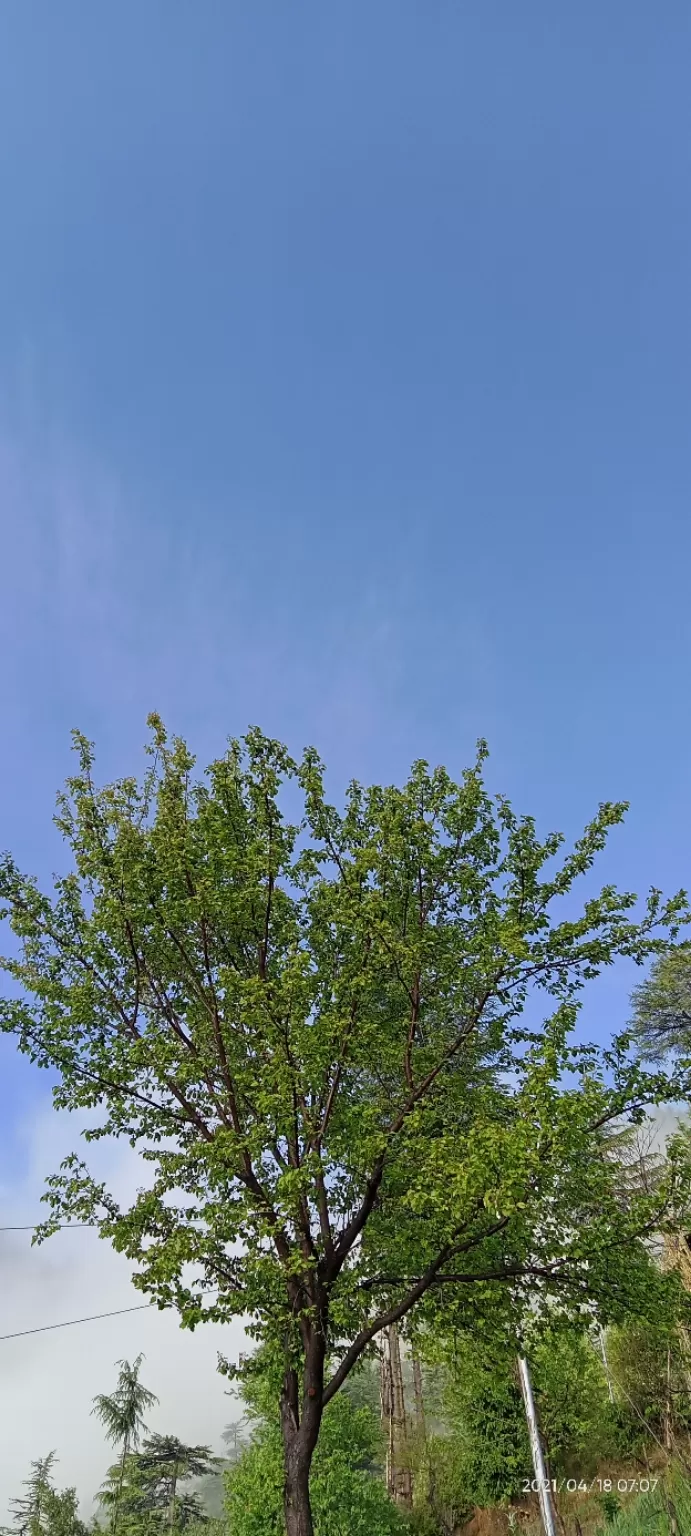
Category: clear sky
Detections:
[{"x1": 1, "y1": 1, "x2": 690, "y2": 1507}]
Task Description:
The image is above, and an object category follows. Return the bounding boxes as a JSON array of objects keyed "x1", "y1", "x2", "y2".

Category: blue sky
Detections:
[{"x1": 0, "y1": 2, "x2": 690, "y2": 1496}]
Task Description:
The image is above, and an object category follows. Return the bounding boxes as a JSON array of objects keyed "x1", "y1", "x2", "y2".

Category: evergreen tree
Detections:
[
  {"x1": 7, "y1": 1458, "x2": 88, "y2": 1536},
  {"x1": 630, "y1": 946, "x2": 691, "y2": 1062},
  {"x1": 92, "y1": 1357, "x2": 159, "y2": 1532},
  {"x1": 9, "y1": 1455, "x2": 58, "y2": 1536},
  {"x1": 37, "y1": 1490, "x2": 89, "y2": 1536},
  {"x1": 134, "y1": 1437, "x2": 219, "y2": 1531}
]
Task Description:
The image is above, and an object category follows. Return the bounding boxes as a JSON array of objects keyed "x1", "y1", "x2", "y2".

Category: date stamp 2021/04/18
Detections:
[{"x1": 521, "y1": 1478, "x2": 659, "y2": 1496}]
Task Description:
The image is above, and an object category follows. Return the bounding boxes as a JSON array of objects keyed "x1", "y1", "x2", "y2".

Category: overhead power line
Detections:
[
  {"x1": 0, "y1": 1288, "x2": 222, "y2": 1342},
  {"x1": 0, "y1": 1223, "x2": 93, "y2": 1232},
  {"x1": 0, "y1": 1303, "x2": 153, "y2": 1341}
]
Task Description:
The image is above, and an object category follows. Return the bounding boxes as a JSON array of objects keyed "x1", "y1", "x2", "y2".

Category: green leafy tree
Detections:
[
  {"x1": 607, "y1": 1316, "x2": 691, "y2": 1449},
  {"x1": 8, "y1": 1458, "x2": 88, "y2": 1536},
  {"x1": 92, "y1": 1357, "x2": 159, "y2": 1531},
  {"x1": 532, "y1": 1330, "x2": 619, "y2": 1474},
  {"x1": 1, "y1": 722, "x2": 689, "y2": 1536},
  {"x1": 134, "y1": 1437, "x2": 219, "y2": 1530},
  {"x1": 37, "y1": 1490, "x2": 89, "y2": 1536},
  {"x1": 9, "y1": 1455, "x2": 58, "y2": 1536},
  {"x1": 97, "y1": 1453, "x2": 158, "y2": 1534},
  {"x1": 408, "y1": 1329, "x2": 616, "y2": 1511},
  {"x1": 630, "y1": 946, "x2": 691, "y2": 1062},
  {"x1": 225, "y1": 1389, "x2": 407, "y2": 1536}
]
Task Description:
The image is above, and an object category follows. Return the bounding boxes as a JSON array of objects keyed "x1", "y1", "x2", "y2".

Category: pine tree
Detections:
[
  {"x1": 9, "y1": 1453, "x2": 58, "y2": 1536},
  {"x1": 134, "y1": 1436, "x2": 219, "y2": 1531},
  {"x1": 7, "y1": 1458, "x2": 87, "y2": 1536},
  {"x1": 92, "y1": 1357, "x2": 159, "y2": 1532}
]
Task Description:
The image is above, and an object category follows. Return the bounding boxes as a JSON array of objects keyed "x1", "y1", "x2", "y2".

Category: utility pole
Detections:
[{"x1": 517, "y1": 1355, "x2": 558, "y2": 1536}]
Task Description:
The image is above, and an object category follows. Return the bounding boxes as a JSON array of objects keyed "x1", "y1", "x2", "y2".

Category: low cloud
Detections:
[{"x1": 0, "y1": 1103, "x2": 247, "y2": 1518}]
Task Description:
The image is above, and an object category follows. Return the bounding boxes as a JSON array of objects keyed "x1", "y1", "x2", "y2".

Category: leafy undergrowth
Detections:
[
  {"x1": 603, "y1": 1465, "x2": 691, "y2": 1534},
  {"x1": 451, "y1": 1463, "x2": 691, "y2": 1536}
]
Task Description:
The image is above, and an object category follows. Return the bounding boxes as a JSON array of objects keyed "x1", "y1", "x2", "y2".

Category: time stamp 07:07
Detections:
[{"x1": 522, "y1": 1478, "x2": 659, "y2": 1496}]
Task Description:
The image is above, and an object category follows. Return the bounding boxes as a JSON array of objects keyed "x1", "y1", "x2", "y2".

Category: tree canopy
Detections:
[
  {"x1": 6, "y1": 1455, "x2": 88, "y2": 1536},
  {"x1": 92, "y1": 1355, "x2": 159, "y2": 1459},
  {"x1": 1, "y1": 720, "x2": 689, "y2": 1534},
  {"x1": 224, "y1": 1388, "x2": 407, "y2": 1536},
  {"x1": 630, "y1": 946, "x2": 691, "y2": 1062}
]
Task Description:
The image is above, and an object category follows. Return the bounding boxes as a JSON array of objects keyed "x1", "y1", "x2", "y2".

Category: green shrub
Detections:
[
  {"x1": 224, "y1": 1392, "x2": 409, "y2": 1536},
  {"x1": 434, "y1": 1328, "x2": 617, "y2": 1506},
  {"x1": 603, "y1": 1467, "x2": 691, "y2": 1535}
]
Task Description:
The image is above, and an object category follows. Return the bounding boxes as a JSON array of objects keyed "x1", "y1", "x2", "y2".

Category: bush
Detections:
[
  {"x1": 431, "y1": 1328, "x2": 617, "y2": 1506},
  {"x1": 606, "y1": 1319, "x2": 691, "y2": 1448},
  {"x1": 224, "y1": 1392, "x2": 409, "y2": 1536},
  {"x1": 603, "y1": 1466, "x2": 691, "y2": 1534}
]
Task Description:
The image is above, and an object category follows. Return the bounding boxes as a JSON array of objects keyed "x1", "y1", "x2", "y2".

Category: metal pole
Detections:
[{"x1": 517, "y1": 1355, "x2": 558, "y2": 1536}]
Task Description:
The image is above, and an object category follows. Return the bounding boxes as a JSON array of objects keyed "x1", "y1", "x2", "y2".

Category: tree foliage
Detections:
[
  {"x1": 92, "y1": 1357, "x2": 159, "y2": 1456},
  {"x1": 8, "y1": 1455, "x2": 58, "y2": 1536},
  {"x1": 92, "y1": 1357, "x2": 159, "y2": 1533},
  {"x1": 97, "y1": 1437, "x2": 217, "y2": 1534},
  {"x1": 6, "y1": 1456, "x2": 88, "y2": 1536},
  {"x1": 224, "y1": 1390, "x2": 407, "y2": 1536},
  {"x1": 607, "y1": 1317, "x2": 691, "y2": 1445},
  {"x1": 630, "y1": 945, "x2": 691, "y2": 1062},
  {"x1": 442, "y1": 1329, "x2": 617, "y2": 1504},
  {"x1": 135, "y1": 1437, "x2": 219, "y2": 1530},
  {"x1": 2, "y1": 722, "x2": 689, "y2": 1532}
]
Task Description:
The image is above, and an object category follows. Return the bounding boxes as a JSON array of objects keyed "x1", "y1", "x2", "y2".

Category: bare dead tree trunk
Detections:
[
  {"x1": 382, "y1": 1325, "x2": 413, "y2": 1509},
  {"x1": 380, "y1": 1334, "x2": 394, "y2": 1494},
  {"x1": 598, "y1": 1327, "x2": 615, "y2": 1405},
  {"x1": 412, "y1": 1349, "x2": 426, "y2": 1429},
  {"x1": 664, "y1": 1346, "x2": 673, "y2": 1457}
]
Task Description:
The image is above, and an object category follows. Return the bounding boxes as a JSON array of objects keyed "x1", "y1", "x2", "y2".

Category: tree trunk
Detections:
[
  {"x1": 678, "y1": 1323, "x2": 691, "y2": 1395},
  {"x1": 413, "y1": 1347, "x2": 446, "y2": 1527},
  {"x1": 598, "y1": 1327, "x2": 615, "y2": 1405},
  {"x1": 380, "y1": 1335, "x2": 394, "y2": 1488},
  {"x1": 383, "y1": 1324, "x2": 413, "y2": 1509},
  {"x1": 412, "y1": 1349, "x2": 426, "y2": 1429},
  {"x1": 283, "y1": 1444, "x2": 314, "y2": 1536},
  {"x1": 168, "y1": 1464, "x2": 178, "y2": 1533},
  {"x1": 665, "y1": 1490, "x2": 680, "y2": 1536},
  {"x1": 280, "y1": 1342, "x2": 325, "y2": 1536},
  {"x1": 112, "y1": 1441, "x2": 128, "y2": 1535},
  {"x1": 664, "y1": 1346, "x2": 673, "y2": 1456}
]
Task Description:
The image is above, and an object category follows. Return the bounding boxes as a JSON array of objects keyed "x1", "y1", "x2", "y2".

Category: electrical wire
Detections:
[
  {"x1": 0, "y1": 1225, "x2": 224, "y2": 1341},
  {"x1": 0, "y1": 1304, "x2": 153, "y2": 1341},
  {"x1": 0, "y1": 1287, "x2": 222, "y2": 1342},
  {"x1": 0, "y1": 1224, "x2": 93, "y2": 1232}
]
